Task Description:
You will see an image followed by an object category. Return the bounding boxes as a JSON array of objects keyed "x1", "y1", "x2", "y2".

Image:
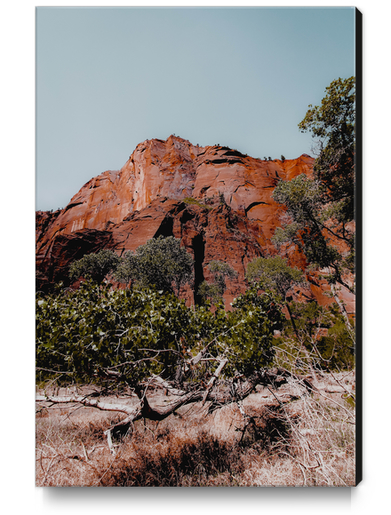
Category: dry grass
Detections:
[{"x1": 36, "y1": 372, "x2": 356, "y2": 487}]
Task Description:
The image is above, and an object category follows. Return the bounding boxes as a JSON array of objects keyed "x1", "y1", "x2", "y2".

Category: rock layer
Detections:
[{"x1": 36, "y1": 135, "x2": 354, "y2": 313}]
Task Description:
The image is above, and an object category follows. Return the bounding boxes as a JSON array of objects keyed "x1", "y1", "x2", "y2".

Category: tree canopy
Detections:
[
  {"x1": 272, "y1": 77, "x2": 356, "y2": 293},
  {"x1": 198, "y1": 260, "x2": 237, "y2": 304},
  {"x1": 246, "y1": 256, "x2": 306, "y2": 301},
  {"x1": 298, "y1": 76, "x2": 355, "y2": 224},
  {"x1": 115, "y1": 235, "x2": 194, "y2": 295},
  {"x1": 37, "y1": 279, "x2": 283, "y2": 391},
  {"x1": 69, "y1": 249, "x2": 120, "y2": 283}
]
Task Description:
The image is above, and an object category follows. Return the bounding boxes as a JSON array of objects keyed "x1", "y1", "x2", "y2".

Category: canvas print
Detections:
[{"x1": 35, "y1": 6, "x2": 361, "y2": 487}]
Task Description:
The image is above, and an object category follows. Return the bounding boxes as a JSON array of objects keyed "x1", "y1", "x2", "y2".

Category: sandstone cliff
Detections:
[{"x1": 36, "y1": 135, "x2": 354, "y2": 312}]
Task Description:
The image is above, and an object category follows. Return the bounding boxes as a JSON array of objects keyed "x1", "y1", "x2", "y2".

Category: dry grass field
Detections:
[{"x1": 36, "y1": 371, "x2": 356, "y2": 487}]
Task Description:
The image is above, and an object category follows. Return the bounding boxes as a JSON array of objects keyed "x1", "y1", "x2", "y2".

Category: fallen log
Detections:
[{"x1": 36, "y1": 367, "x2": 314, "y2": 454}]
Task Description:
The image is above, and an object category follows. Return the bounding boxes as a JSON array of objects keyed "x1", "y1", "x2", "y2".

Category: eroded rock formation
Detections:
[{"x1": 36, "y1": 135, "x2": 354, "y2": 312}]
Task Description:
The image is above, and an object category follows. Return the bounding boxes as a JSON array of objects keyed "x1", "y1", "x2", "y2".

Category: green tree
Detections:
[
  {"x1": 299, "y1": 76, "x2": 355, "y2": 224},
  {"x1": 272, "y1": 175, "x2": 345, "y2": 270},
  {"x1": 37, "y1": 281, "x2": 282, "y2": 386},
  {"x1": 114, "y1": 251, "x2": 141, "y2": 288},
  {"x1": 272, "y1": 77, "x2": 356, "y2": 294},
  {"x1": 115, "y1": 236, "x2": 194, "y2": 295},
  {"x1": 198, "y1": 260, "x2": 237, "y2": 304},
  {"x1": 274, "y1": 301, "x2": 355, "y2": 373},
  {"x1": 246, "y1": 256, "x2": 305, "y2": 301},
  {"x1": 246, "y1": 256, "x2": 306, "y2": 342},
  {"x1": 69, "y1": 249, "x2": 120, "y2": 283},
  {"x1": 197, "y1": 281, "x2": 222, "y2": 305}
]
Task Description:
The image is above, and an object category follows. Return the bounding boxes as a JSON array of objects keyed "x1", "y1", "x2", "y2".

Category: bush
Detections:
[
  {"x1": 274, "y1": 301, "x2": 355, "y2": 372},
  {"x1": 182, "y1": 197, "x2": 211, "y2": 210},
  {"x1": 36, "y1": 281, "x2": 283, "y2": 385},
  {"x1": 115, "y1": 236, "x2": 194, "y2": 295},
  {"x1": 69, "y1": 249, "x2": 120, "y2": 283},
  {"x1": 37, "y1": 281, "x2": 195, "y2": 385},
  {"x1": 198, "y1": 260, "x2": 237, "y2": 305},
  {"x1": 246, "y1": 256, "x2": 305, "y2": 301}
]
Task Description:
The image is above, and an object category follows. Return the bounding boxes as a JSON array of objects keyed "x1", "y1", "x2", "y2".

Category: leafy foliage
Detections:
[
  {"x1": 198, "y1": 261, "x2": 237, "y2": 304},
  {"x1": 182, "y1": 197, "x2": 212, "y2": 210},
  {"x1": 36, "y1": 280, "x2": 283, "y2": 386},
  {"x1": 114, "y1": 251, "x2": 140, "y2": 287},
  {"x1": 115, "y1": 236, "x2": 194, "y2": 295},
  {"x1": 37, "y1": 281, "x2": 193, "y2": 386},
  {"x1": 298, "y1": 76, "x2": 355, "y2": 224},
  {"x1": 274, "y1": 301, "x2": 355, "y2": 372},
  {"x1": 272, "y1": 174, "x2": 346, "y2": 274},
  {"x1": 246, "y1": 256, "x2": 306, "y2": 301},
  {"x1": 197, "y1": 281, "x2": 223, "y2": 305},
  {"x1": 272, "y1": 79, "x2": 356, "y2": 292},
  {"x1": 69, "y1": 249, "x2": 120, "y2": 283}
]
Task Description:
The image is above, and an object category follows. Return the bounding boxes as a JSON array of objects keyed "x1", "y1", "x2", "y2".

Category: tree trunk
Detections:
[{"x1": 36, "y1": 368, "x2": 312, "y2": 454}]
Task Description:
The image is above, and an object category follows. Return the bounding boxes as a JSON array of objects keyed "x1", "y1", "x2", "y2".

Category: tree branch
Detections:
[
  {"x1": 36, "y1": 366, "x2": 310, "y2": 455},
  {"x1": 36, "y1": 393, "x2": 139, "y2": 417}
]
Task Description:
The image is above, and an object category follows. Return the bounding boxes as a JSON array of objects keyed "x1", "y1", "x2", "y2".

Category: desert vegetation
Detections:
[
  {"x1": 36, "y1": 368, "x2": 355, "y2": 487},
  {"x1": 36, "y1": 77, "x2": 357, "y2": 487},
  {"x1": 36, "y1": 267, "x2": 356, "y2": 486}
]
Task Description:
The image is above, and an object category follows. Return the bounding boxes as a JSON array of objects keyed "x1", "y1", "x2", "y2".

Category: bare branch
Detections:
[
  {"x1": 36, "y1": 393, "x2": 139, "y2": 418},
  {"x1": 202, "y1": 358, "x2": 228, "y2": 405}
]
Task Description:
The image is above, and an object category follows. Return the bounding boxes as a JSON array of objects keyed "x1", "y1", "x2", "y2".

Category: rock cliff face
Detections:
[{"x1": 36, "y1": 135, "x2": 354, "y2": 312}]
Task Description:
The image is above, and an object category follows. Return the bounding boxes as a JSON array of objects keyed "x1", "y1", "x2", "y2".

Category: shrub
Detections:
[
  {"x1": 198, "y1": 260, "x2": 237, "y2": 305},
  {"x1": 274, "y1": 301, "x2": 355, "y2": 372},
  {"x1": 36, "y1": 281, "x2": 283, "y2": 385},
  {"x1": 182, "y1": 197, "x2": 211, "y2": 209},
  {"x1": 115, "y1": 236, "x2": 194, "y2": 295},
  {"x1": 246, "y1": 256, "x2": 306, "y2": 301},
  {"x1": 69, "y1": 249, "x2": 120, "y2": 283}
]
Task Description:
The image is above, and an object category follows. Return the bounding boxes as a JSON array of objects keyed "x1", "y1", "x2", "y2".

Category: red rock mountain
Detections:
[{"x1": 36, "y1": 135, "x2": 354, "y2": 312}]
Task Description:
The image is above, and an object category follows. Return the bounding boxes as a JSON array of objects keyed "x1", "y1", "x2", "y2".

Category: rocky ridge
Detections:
[{"x1": 36, "y1": 135, "x2": 354, "y2": 312}]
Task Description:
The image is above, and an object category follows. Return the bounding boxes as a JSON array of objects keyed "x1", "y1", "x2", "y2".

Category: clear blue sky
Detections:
[{"x1": 36, "y1": 6, "x2": 356, "y2": 211}]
